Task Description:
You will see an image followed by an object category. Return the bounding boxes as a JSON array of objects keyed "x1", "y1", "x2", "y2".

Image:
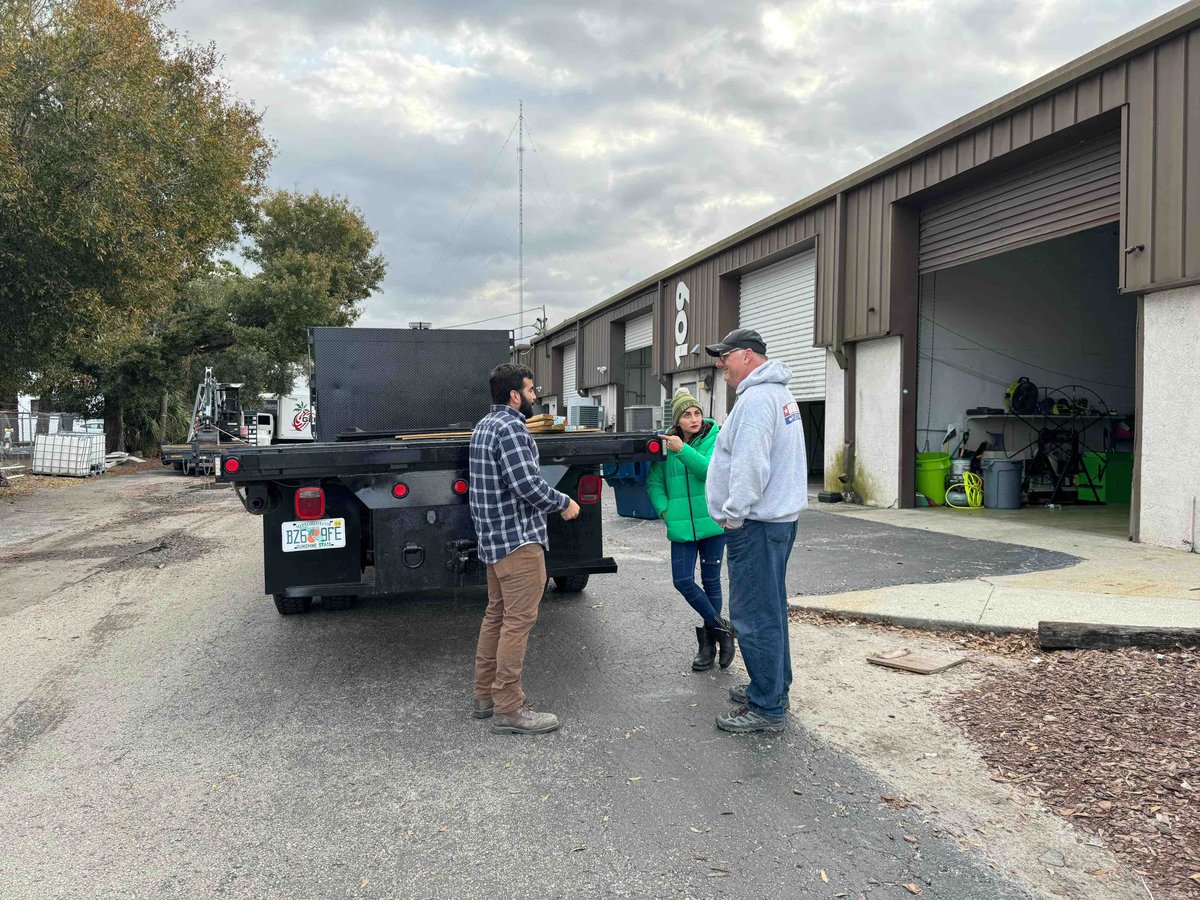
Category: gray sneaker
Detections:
[
  {"x1": 492, "y1": 704, "x2": 560, "y2": 735},
  {"x1": 716, "y1": 705, "x2": 785, "y2": 734},
  {"x1": 728, "y1": 683, "x2": 749, "y2": 705}
]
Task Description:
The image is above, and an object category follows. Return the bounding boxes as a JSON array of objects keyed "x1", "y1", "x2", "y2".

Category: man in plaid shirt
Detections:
[{"x1": 470, "y1": 363, "x2": 579, "y2": 735}]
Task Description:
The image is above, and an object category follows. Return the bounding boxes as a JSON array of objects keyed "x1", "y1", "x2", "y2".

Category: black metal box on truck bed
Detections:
[{"x1": 309, "y1": 327, "x2": 512, "y2": 439}]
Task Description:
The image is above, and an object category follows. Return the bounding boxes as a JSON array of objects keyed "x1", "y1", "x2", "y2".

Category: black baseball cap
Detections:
[{"x1": 705, "y1": 328, "x2": 766, "y2": 357}]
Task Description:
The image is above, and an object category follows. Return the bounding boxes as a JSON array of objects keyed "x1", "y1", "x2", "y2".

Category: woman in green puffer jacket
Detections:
[{"x1": 646, "y1": 392, "x2": 736, "y2": 672}]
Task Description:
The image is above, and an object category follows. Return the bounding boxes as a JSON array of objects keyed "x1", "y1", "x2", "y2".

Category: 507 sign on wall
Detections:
[{"x1": 673, "y1": 282, "x2": 690, "y2": 365}]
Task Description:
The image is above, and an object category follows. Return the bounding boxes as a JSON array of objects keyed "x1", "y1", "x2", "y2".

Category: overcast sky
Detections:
[{"x1": 165, "y1": 0, "x2": 1180, "y2": 341}]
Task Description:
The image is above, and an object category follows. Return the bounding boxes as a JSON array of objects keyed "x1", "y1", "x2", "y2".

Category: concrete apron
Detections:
[{"x1": 791, "y1": 502, "x2": 1200, "y2": 633}]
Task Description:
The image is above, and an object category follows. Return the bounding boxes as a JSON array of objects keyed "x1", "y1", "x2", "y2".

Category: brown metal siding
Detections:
[
  {"x1": 838, "y1": 36, "x2": 1198, "y2": 337},
  {"x1": 656, "y1": 204, "x2": 837, "y2": 374},
  {"x1": 577, "y1": 289, "x2": 656, "y2": 389},
  {"x1": 531, "y1": 12, "x2": 1200, "y2": 360},
  {"x1": 918, "y1": 131, "x2": 1121, "y2": 273}
]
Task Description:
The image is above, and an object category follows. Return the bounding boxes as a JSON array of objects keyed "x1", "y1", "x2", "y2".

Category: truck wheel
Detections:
[
  {"x1": 323, "y1": 595, "x2": 356, "y2": 611},
  {"x1": 273, "y1": 594, "x2": 313, "y2": 615},
  {"x1": 553, "y1": 575, "x2": 589, "y2": 593}
]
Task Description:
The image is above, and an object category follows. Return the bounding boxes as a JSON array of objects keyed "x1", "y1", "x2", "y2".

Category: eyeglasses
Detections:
[{"x1": 718, "y1": 347, "x2": 747, "y2": 362}]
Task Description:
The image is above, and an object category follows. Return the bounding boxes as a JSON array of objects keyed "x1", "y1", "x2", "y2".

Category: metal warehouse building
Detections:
[{"x1": 525, "y1": 2, "x2": 1200, "y2": 553}]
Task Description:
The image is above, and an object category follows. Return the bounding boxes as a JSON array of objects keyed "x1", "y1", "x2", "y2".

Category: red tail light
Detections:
[
  {"x1": 223, "y1": 457, "x2": 240, "y2": 474},
  {"x1": 294, "y1": 486, "x2": 325, "y2": 520},
  {"x1": 452, "y1": 479, "x2": 468, "y2": 496},
  {"x1": 578, "y1": 474, "x2": 603, "y2": 504},
  {"x1": 392, "y1": 482, "x2": 409, "y2": 499},
  {"x1": 647, "y1": 439, "x2": 662, "y2": 455}
]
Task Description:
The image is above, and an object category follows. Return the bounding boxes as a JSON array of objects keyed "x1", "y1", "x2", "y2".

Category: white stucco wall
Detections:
[
  {"x1": 824, "y1": 352, "x2": 846, "y2": 491},
  {"x1": 1139, "y1": 285, "x2": 1200, "y2": 552},
  {"x1": 855, "y1": 337, "x2": 903, "y2": 507}
]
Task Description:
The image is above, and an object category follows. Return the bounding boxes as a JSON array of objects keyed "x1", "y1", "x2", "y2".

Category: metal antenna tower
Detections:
[{"x1": 518, "y1": 100, "x2": 524, "y2": 340}]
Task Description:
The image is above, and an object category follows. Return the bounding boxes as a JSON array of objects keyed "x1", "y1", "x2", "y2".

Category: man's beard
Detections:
[{"x1": 519, "y1": 397, "x2": 535, "y2": 418}]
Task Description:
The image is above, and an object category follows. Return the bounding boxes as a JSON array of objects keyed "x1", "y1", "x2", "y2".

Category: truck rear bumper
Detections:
[{"x1": 281, "y1": 555, "x2": 618, "y2": 598}]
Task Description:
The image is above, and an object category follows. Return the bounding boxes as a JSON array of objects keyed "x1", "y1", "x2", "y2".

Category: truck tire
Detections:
[
  {"x1": 553, "y1": 575, "x2": 589, "y2": 593},
  {"x1": 323, "y1": 595, "x2": 356, "y2": 611},
  {"x1": 273, "y1": 594, "x2": 313, "y2": 615}
]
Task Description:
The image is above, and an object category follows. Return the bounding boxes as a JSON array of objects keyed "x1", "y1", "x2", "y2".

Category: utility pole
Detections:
[{"x1": 518, "y1": 100, "x2": 524, "y2": 341}]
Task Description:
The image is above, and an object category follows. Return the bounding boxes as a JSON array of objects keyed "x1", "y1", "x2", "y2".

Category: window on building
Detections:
[{"x1": 622, "y1": 348, "x2": 651, "y2": 405}]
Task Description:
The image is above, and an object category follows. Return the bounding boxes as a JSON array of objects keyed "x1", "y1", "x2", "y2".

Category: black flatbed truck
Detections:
[
  {"x1": 213, "y1": 326, "x2": 664, "y2": 615},
  {"x1": 217, "y1": 429, "x2": 662, "y2": 613}
]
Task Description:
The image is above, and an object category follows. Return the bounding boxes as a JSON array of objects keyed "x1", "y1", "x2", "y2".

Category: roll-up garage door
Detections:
[
  {"x1": 624, "y1": 313, "x2": 653, "y2": 352},
  {"x1": 561, "y1": 342, "x2": 580, "y2": 408},
  {"x1": 919, "y1": 131, "x2": 1120, "y2": 274},
  {"x1": 738, "y1": 248, "x2": 824, "y2": 402}
]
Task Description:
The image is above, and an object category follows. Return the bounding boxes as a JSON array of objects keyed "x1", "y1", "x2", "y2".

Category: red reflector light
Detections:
[
  {"x1": 647, "y1": 439, "x2": 662, "y2": 454},
  {"x1": 392, "y1": 483, "x2": 409, "y2": 499},
  {"x1": 452, "y1": 479, "x2": 468, "y2": 495},
  {"x1": 223, "y1": 457, "x2": 240, "y2": 474},
  {"x1": 578, "y1": 474, "x2": 602, "y2": 504},
  {"x1": 294, "y1": 486, "x2": 325, "y2": 520}
]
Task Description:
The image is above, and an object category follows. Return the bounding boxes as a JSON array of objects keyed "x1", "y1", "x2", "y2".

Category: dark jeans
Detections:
[
  {"x1": 670, "y1": 534, "x2": 727, "y2": 627},
  {"x1": 726, "y1": 519, "x2": 797, "y2": 719}
]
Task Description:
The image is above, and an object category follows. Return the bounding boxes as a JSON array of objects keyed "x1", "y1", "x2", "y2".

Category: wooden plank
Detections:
[
  {"x1": 1038, "y1": 621, "x2": 1200, "y2": 650},
  {"x1": 394, "y1": 432, "x2": 473, "y2": 440},
  {"x1": 866, "y1": 649, "x2": 967, "y2": 675}
]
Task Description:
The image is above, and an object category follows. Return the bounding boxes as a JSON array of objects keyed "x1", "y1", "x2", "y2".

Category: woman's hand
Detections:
[{"x1": 664, "y1": 434, "x2": 684, "y2": 454}]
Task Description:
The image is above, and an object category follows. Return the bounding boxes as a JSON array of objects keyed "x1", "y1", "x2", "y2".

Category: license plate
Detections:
[{"x1": 281, "y1": 518, "x2": 347, "y2": 552}]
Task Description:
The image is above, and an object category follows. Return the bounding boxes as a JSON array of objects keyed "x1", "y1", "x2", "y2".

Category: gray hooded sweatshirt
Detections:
[{"x1": 706, "y1": 359, "x2": 808, "y2": 528}]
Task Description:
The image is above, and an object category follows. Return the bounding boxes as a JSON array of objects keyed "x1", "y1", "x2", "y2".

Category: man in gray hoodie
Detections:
[{"x1": 704, "y1": 329, "x2": 808, "y2": 733}]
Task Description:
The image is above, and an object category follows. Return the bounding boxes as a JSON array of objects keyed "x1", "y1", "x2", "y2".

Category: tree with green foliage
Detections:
[{"x1": 0, "y1": 0, "x2": 272, "y2": 401}]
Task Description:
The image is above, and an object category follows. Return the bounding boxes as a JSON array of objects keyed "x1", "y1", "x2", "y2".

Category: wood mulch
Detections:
[{"x1": 947, "y1": 646, "x2": 1200, "y2": 899}]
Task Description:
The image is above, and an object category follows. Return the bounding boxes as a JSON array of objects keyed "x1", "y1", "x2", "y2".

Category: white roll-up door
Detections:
[
  {"x1": 624, "y1": 313, "x2": 653, "y2": 352},
  {"x1": 561, "y1": 343, "x2": 580, "y2": 407},
  {"x1": 738, "y1": 249, "x2": 823, "y2": 402}
]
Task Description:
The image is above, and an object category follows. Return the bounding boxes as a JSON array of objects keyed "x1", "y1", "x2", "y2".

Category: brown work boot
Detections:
[
  {"x1": 491, "y1": 704, "x2": 560, "y2": 735},
  {"x1": 471, "y1": 694, "x2": 531, "y2": 719}
]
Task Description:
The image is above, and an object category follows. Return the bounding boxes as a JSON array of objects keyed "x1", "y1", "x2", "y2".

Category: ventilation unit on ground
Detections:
[
  {"x1": 569, "y1": 404, "x2": 604, "y2": 429},
  {"x1": 625, "y1": 406, "x2": 660, "y2": 432}
]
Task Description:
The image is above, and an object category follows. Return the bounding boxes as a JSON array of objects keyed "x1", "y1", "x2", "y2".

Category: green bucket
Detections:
[{"x1": 916, "y1": 452, "x2": 952, "y2": 506}]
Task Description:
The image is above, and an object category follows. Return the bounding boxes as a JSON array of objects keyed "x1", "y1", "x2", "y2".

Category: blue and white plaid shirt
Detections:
[{"x1": 469, "y1": 405, "x2": 570, "y2": 565}]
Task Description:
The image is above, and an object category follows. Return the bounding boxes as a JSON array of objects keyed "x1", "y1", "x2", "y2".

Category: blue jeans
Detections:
[
  {"x1": 670, "y1": 534, "x2": 727, "y2": 627},
  {"x1": 726, "y1": 519, "x2": 797, "y2": 719}
]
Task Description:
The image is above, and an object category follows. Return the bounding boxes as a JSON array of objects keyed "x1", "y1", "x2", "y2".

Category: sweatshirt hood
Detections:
[{"x1": 736, "y1": 359, "x2": 793, "y2": 395}]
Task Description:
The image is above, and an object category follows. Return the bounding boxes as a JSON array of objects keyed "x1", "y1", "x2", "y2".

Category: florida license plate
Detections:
[{"x1": 281, "y1": 518, "x2": 346, "y2": 552}]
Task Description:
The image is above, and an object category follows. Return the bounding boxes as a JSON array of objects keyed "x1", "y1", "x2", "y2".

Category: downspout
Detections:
[{"x1": 833, "y1": 191, "x2": 856, "y2": 495}]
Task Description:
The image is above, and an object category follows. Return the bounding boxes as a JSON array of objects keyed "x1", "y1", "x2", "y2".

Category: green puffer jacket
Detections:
[{"x1": 645, "y1": 419, "x2": 724, "y2": 543}]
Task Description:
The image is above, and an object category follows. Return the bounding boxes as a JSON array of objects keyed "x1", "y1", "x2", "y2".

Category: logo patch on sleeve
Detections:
[{"x1": 782, "y1": 401, "x2": 801, "y2": 425}]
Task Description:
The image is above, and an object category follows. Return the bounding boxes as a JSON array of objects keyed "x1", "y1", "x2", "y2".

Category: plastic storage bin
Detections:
[
  {"x1": 1078, "y1": 451, "x2": 1134, "y2": 503},
  {"x1": 982, "y1": 459, "x2": 1023, "y2": 509},
  {"x1": 32, "y1": 432, "x2": 106, "y2": 477},
  {"x1": 602, "y1": 460, "x2": 658, "y2": 519},
  {"x1": 915, "y1": 452, "x2": 951, "y2": 506}
]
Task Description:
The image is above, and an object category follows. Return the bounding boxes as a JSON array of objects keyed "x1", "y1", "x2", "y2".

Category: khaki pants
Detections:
[{"x1": 473, "y1": 543, "x2": 547, "y2": 715}]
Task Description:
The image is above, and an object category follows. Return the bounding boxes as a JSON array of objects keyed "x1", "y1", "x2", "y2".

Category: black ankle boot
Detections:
[
  {"x1": 712, "y1": 617, "x2": 737, "y2": 669},
  {"x1": 692, "y1": 625, "x2": 717, "y2": 671}
]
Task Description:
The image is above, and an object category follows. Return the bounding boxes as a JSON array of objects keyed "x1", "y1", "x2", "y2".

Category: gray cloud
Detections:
[{"x1": 166, "y1": 0, "x2": 1179, "y2": 338}]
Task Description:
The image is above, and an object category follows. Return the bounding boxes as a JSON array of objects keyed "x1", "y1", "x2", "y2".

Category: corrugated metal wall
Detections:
[
  {"x1": 577, "y1": 289, "x2": 655, "y2": 389},
  {"x1": 532, "y1": 16, "x2": 1200, "y2": 367},
  {"x1": 843, "y1": 26, "x2": 1200, "y2": 339},
  {"x1": 919, "y1": 131, "x2": 1121, "y2": 273},
  {"x1": 657, "y1": 204, "x2": 836, "y2": 375}
]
